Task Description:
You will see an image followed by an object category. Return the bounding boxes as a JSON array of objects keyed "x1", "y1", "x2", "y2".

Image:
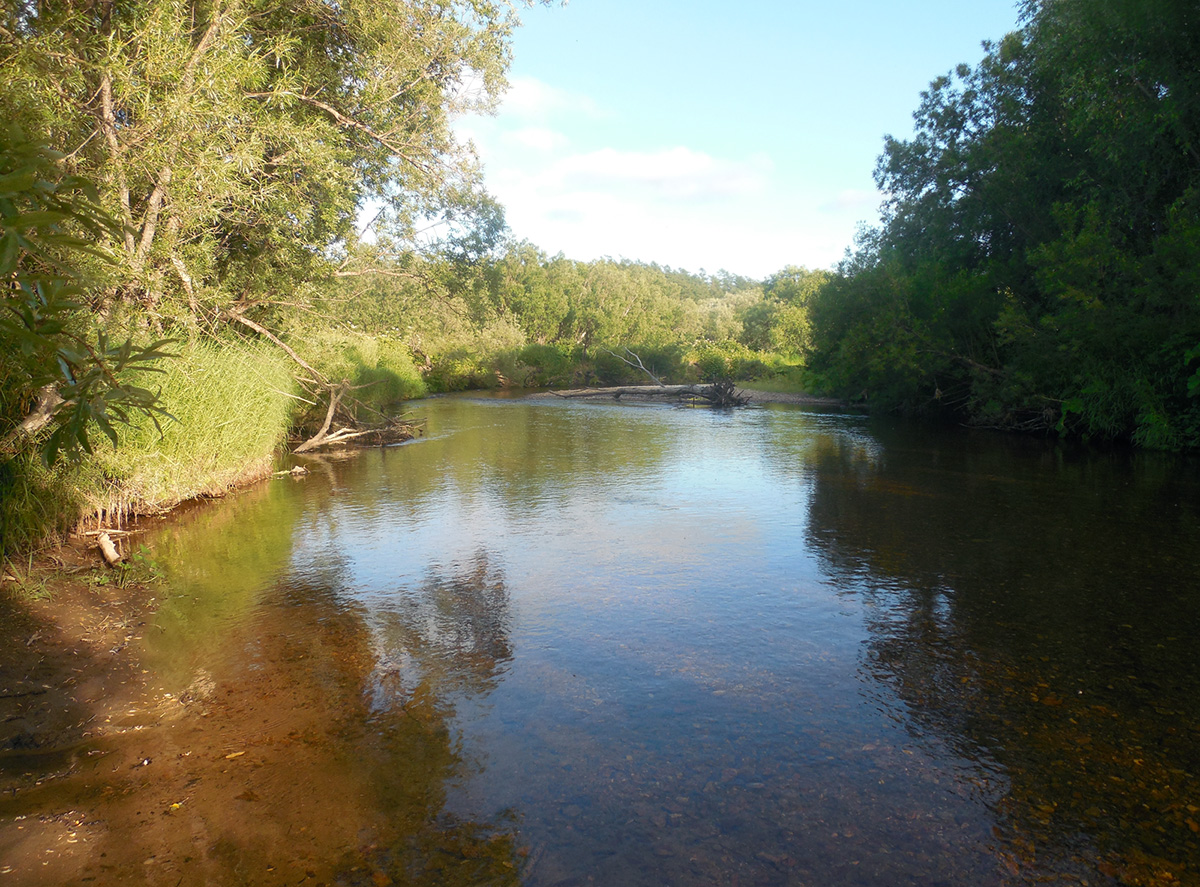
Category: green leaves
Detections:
[
  {"x1": 805, "y1": 0, "x2": 1200, "y2": 446},
  {"x1": 0, "y1": 127, "x2": 176, "y2": 464}
]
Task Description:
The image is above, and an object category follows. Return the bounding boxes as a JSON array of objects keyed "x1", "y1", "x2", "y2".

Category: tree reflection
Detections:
[
  {"x1": 368, "y1": 549, "x2": 513, "y2": 711},
  {"x1": 0, "y1": 553, "x2": 521, "y2": 887},
  {"x1": 804, "y1": 424, "x2": 1200, "y2": 884}
]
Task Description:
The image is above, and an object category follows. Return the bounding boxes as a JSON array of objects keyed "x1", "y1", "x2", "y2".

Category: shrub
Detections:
[{"x1": 297, "y1": 329, "x2": 427, "y2": 419}]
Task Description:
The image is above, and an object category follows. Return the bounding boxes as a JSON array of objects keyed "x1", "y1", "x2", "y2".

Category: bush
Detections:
[
  {"x1": 516, "y1": 343, "x2": 578, "y2": 387},
  {"x1": 685, "y1": 340, "x2": 784, "y2": 382},
  {"x1": 297, "y1": 329, "x2": 427, "y2": 418},
  {"x1": 425, "y1": 351, "x2": 495, "y2": 392}
]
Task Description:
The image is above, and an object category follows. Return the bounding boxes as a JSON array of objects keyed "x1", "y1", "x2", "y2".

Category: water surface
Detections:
[{"x1": 3, "y1": 394, "x2": 1199, "y2": 886}]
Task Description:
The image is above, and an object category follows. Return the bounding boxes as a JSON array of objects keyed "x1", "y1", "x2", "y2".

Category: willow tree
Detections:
[{"x1": 0, "y1": 0, "x2": 520, "y2": 324}]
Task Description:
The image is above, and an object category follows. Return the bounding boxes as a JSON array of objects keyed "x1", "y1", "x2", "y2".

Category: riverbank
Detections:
[
  {"x1": 532, "y1": 385, "x2": 846, "y2": 407},
  {"x1": 0, "y1": 539, "x2": 161, "y2": 755}
]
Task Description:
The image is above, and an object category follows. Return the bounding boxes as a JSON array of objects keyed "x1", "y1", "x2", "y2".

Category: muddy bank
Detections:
[{"x1": 0, "y1": 547, "x2": 159, "y2": 755}]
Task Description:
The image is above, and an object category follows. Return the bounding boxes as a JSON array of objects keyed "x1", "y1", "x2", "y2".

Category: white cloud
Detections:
[
  {"x1": 536, "y1": 147, "x2": 771, "y2": 203},
  {"x1": 818, "y1": 188, "x2": 880, "y2": 213},
  {"x1": 501, "y1": 76, "x2": 601, "y2": 121},
  {"x1": 456, "y1": 79, "x2": 874, "y2": 275},
  {"x1": 503, "y1": 127, "x2": 570, "y2": 152},
  {"x1": 490, "y1": 167, "x2": 852, "y2": 277}
]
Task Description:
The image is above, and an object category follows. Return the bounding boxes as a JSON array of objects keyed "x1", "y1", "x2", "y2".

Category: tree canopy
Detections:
[
  {"x1": 806, "y1": 0, "x2": 1200, "y2": 448},
  {"x1": 1, "y1": 0, "x2": 518, "y2": 321}
]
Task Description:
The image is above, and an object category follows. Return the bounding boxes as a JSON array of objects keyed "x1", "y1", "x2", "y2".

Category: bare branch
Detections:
[
  {"x1": 294, "y1": 381, "x2": 348, "y2": 453},
  {"x1": 135, "y1": 166, "x2": 172, "y2": 267},
  {"x1": 0, "y1": 385, "x2": 63, "y2": 453},
  {"x1": 601, "y1": 347, "x2": 665, "y2": 387},
  {"x1": 98, "y1": 72, "x2": 136, "y2": 256},
  {"x1": 225, "y1": 307, "x2": 325, "y2": 384}
]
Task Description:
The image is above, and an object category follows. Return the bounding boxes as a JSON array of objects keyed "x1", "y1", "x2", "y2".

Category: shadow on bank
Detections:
[{"x1": 0, "y1": 471, "x2": 524, "y2": 887}]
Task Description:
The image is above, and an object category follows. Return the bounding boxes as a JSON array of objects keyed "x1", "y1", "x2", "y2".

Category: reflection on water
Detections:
[
  {"x1": 2, "y1": 395, "x2": 1199, "y2": 886},
  {"x1": 368, "y1": 551, "x2": 513, "y2": 712},
  {"x1": 805, "y1": 422, "x2": 1200, "y2": 884}
]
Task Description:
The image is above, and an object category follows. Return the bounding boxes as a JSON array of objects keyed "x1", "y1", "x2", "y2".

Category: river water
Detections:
[{"x1": 4, "y1": 394, "x2": 1200, "y2": 886}]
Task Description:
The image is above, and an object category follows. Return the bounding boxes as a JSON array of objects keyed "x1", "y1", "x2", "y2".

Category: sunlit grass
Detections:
[
  {"x1": 84, "y1": 337, "x2": 297, "y2": 521},
  {"x1": 0, "y1": 454, "x2": 88, "y2": 558},
  {"x1": 295, "y1": 329, "x2": 427, "y2": 413}
]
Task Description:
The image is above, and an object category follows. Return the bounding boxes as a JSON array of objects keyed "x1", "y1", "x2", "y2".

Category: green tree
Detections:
[
  {"x1": 808, "y1": 0, "x2": 1200, "y2": 446},
  {"x1": 0, "y1": 0, "x2": 523, "y2": 324},
  {"x1": 740, "y1": 265, "x2": 828, "y2": 354},
  {"x1": 0, "y1": 128, "x2": 173, "y2": 463}
]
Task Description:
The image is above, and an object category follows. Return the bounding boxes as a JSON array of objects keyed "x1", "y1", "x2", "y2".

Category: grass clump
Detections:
[
  {"x1": 86, "y1": 337, "x2": 296, "y2": 518},
  {"x1": 0, "y1": 455, "x2": 85, "y2": 558}
]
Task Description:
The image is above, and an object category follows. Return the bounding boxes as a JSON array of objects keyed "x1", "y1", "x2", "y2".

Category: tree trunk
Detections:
[{"x1": 0, "y1": 384, "x2": 63, "y2": 452}]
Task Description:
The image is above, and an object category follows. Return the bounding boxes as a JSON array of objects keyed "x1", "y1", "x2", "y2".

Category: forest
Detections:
[
  {"x1": 1, "y1": 0, "x2": 1198, "y2": 555},
  {"x1": 808, "y1": 0, "x2": 1200, "y2": 448}
]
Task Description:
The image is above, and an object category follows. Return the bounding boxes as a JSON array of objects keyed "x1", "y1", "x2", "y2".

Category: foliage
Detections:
[
  {"x1": 684, "y1": 340, "x2": 784, "y2": 383},
  {"x1": 0, "y1": 127, "x2": 176, "y2": 464},
  {"x1": 320, "y1": 241, "x2": 787, "y2": 390},
  {"x1": 740, "y1": 265, "x2": 828, "y2": 354},
  {"x1": 806, "y1": 0, "x2": 1200, "y2": 447},
  {"x1": 0, "y1": 453, "x2": 86, "y2": 557},
  {"x1": 292, "y1": 329, "x2": 427, "y2": 420},
  {"x1": 514, "y1": 343, "x2": 579, "y2": 388},
  {"x1": 0, "y1": 0, "x2": 522, "y2": 318}
]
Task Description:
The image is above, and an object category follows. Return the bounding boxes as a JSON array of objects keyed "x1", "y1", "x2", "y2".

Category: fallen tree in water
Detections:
[
  {"x1": 292, "y1": 414, "x2": 419, "y2": 452},
  {"x1": 551, "y1": 382, "x2": 750, "y2": 407}
]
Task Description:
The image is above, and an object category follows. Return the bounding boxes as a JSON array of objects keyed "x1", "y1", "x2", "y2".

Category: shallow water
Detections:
[{"x1": 4, "y1": 394, "x2": 1200, "y2": 885}]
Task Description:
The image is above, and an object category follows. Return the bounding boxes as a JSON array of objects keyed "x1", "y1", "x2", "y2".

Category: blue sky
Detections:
[{"x1": 459, "y1": 0, "x2": 1025, "y2": 279}]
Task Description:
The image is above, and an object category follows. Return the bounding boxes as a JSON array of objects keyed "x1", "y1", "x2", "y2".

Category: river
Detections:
[{"x1": 3, "y1": 393, "x2": 1199, "y2": 886}]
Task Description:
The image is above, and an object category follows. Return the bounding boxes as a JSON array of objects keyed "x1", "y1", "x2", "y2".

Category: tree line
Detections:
[{"x1": 806, "y1": 0, "x2": 1200, "y2": 449}]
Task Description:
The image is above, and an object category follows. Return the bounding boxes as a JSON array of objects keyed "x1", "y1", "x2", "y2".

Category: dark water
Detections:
[{"x1": 4, "y1": 394, "x2": 1200, "y2": 886}]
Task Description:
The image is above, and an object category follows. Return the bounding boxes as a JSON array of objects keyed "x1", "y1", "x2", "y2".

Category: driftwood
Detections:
[
  {"x1": 291, "y1": 417, "x2": 419, "y2": 453},
  {"x1": 683, "y1": 379, "x2": 750, "y2": 406},
  {"x1": 552, "y1": 382, "x2": 749, "y2": 407},
  {"x1": 293, "y1": 381, "x2": 349, "y2": 453},
  {"x1": 97, "y1": 532, "x2": 122, "y2": 566}
]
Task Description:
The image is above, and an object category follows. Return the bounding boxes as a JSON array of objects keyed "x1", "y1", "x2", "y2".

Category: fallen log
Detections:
[
  {"x1": 290, "y1": 418, "x2": 419, "y2": 453},
  {"x1": 97, "y1": 532, "x2": 122, "y2": 566},
  {"x1": 550, "y1": 383, "x2": 749, "y2": 406}
]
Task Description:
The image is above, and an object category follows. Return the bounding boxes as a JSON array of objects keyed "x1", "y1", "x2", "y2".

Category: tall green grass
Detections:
[
  {"x1": 1, "y1": 337, "x2": 298, "y2": 555},
  {"x1": 0, "y1": 455, "x2": 85, "y2": 557},
  {"x1": 83, "y1": 337, "x2": 297, "y2": 525}
]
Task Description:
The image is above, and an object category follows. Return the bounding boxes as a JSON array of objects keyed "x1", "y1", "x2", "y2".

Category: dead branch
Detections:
[
  {"x1": 224, "y1": 307, "x2": 325, "y2": 383},
  {"x1": 294, "y1": 380, "x2": 349, "y2": 453},
  {"x1": 601, "y1": 347, "x2": 665, "y2": 387},
  {"x1": 0, "y1": 384, "x2": 64, "y2": 453}
]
